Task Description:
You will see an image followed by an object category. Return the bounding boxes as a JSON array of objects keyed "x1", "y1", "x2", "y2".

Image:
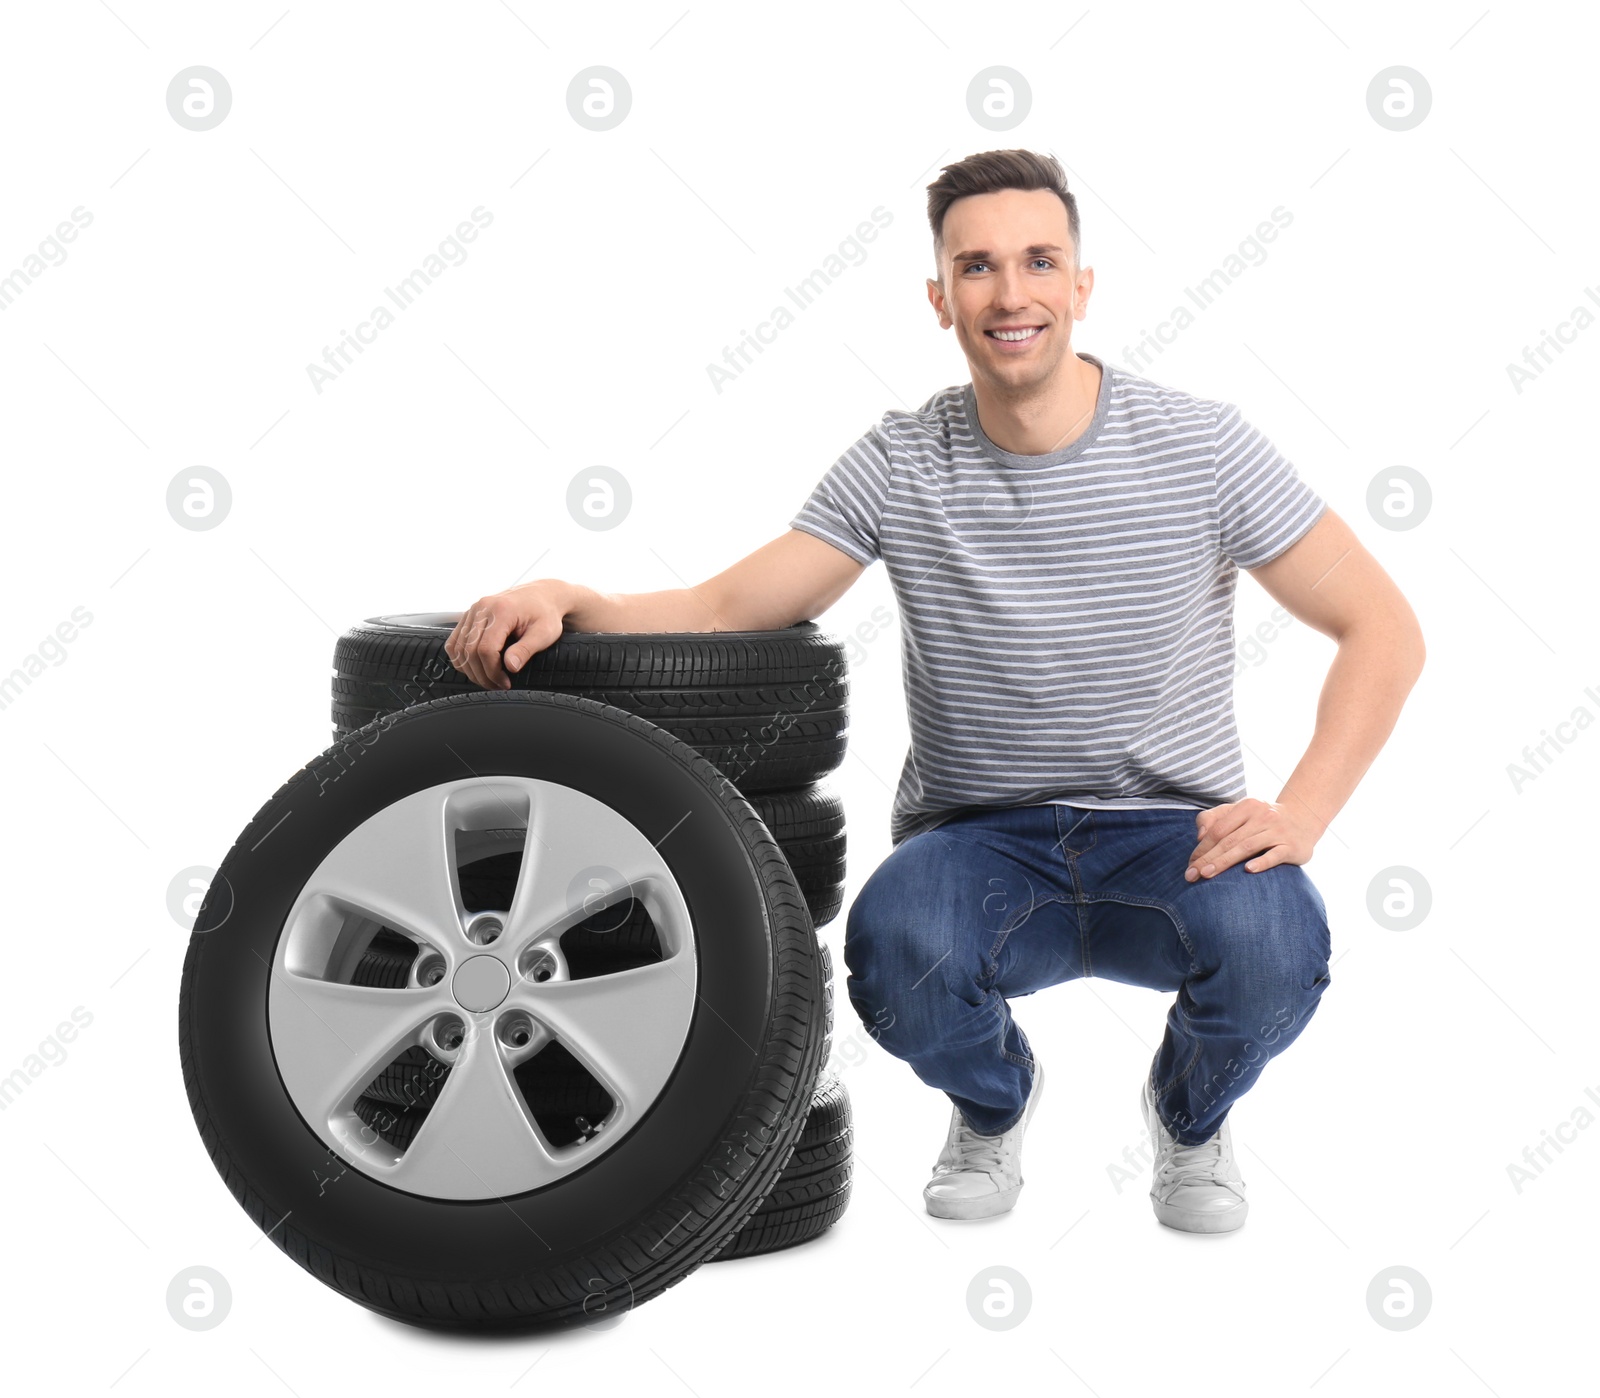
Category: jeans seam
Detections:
[
  {"x1": 988, "y1": 894, "x2": 1040, "y2": 966},
  {"x1": 1081, "y1": 889, "x2": 1198, "y2": 965},
  {"x1": 1074, "y1": 860, "x2": 1094, "y2": 977},
  {"x1": 978, "y1": 892, "x2": 1066, "y2": 989}
]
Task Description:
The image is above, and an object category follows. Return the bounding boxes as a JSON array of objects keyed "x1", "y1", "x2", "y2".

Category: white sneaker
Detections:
[
  {"x1": 1140, "y1": 1078, "x2": 1248, "y2": 1233},
  {"x1": 923, "y1": 1060, "x2": 1046, "y2": 1220}
]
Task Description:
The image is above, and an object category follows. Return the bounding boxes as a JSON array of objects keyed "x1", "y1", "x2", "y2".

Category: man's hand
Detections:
[
  {"x1": 1184, "y1": 798, "x2": 1323, "y2": 881},
  {"x1": 445, "y1": 581, "x2": 570, "y2": 691}
]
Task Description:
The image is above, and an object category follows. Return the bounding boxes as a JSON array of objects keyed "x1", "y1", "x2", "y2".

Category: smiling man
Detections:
[
  {"x1": 790, "y1": 148, "x2": 1423, "y2": 1233},
  {"x1": 444, "y1": 147, "x2": 1424, "y2": 1236}
]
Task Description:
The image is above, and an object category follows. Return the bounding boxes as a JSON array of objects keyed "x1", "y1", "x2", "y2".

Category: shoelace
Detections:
[
  {"x1": 1157, "y1": 1131, "x2": 1233, "y2": 1190},
  {"x1": 940, "y1": 1120, "x2": 1009, "y2": 1176}
]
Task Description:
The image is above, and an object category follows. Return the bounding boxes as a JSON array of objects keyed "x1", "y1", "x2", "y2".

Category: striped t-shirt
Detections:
[{"x1": 789, "y1": 351, "x2": 1328, "y2": 847}]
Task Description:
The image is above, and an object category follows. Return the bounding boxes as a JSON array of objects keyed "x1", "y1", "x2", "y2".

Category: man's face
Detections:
[{"x1": 926, "y1": 187, "x2": 1091, "y2": 395}]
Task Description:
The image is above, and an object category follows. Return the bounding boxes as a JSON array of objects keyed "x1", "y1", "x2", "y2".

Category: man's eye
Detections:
[{"x1": 962, "y1": 259, "x2": 1053, "y2": 273}]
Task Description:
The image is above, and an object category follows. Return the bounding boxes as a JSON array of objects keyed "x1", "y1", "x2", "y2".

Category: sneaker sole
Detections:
[
  {"x1": 1151, "y1": 1199, "x2": 1249, "y2": 1234},
  {"x1": 924, "y1": 1185, "x2": 1024, "y2": 1221},
  {"x1": 922, "y1": 1061, "x2": 1045, "y2": 1221}
]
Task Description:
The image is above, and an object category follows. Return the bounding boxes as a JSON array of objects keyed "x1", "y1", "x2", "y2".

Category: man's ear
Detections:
[
  {"x1": 1071, "y1": 264, "x2": 1095, "y2": 319},
  {"x1": 926, "y1": 276, "x2": 951, "y2": 328}
]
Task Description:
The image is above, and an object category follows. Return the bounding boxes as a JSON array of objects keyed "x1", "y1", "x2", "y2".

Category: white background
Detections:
[{"x1": 1, "y1": 2, "x2": 1595, "y2": 1394}]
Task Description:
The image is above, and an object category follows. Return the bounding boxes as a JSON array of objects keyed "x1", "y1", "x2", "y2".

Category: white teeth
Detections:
[{"x1": 990, "y1": 327, "x2": 1040, "y2": 341}]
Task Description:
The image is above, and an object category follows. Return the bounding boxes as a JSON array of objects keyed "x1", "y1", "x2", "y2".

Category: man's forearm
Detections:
[
  {"x1": 1275, "y1": 620, "x2": 1425, "y2": 835},
  {"x1": 557, "y1": 580, "x2": 731, "y2": 634}
]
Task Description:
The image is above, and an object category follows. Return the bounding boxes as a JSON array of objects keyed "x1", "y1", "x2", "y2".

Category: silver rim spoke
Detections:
[
  {"x1": 510, "y1": 957, "x2": 696, "y2": 1121},
  {"x1": 502, "y1": 788, "x2": 675, "y2": 951},
  {"x1": 388, "y1": 1033, "x2": 560, "y2": 1195},
  {"x1": 268, "y1": 973, "x2": 443, "y2": 1124},
  {"x1": 296, "y1": 784, "x2": 464, "y2": 946}
]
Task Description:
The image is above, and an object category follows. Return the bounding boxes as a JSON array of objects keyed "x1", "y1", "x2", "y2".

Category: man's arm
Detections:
[
  {"x1": 445, "y1": 529, "x2": 866, "y2": 690},
  {"x1": 1185, "y1": 506, "x2": 1426, "y2": 880}
]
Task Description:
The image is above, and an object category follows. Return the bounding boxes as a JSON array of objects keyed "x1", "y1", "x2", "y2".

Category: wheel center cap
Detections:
[{"x1": 452, "y1": 955, "x2": 510, "y2": 1012}]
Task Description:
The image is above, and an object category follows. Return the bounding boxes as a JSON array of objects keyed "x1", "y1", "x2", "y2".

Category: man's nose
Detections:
[{"x1": 991, "y1": 269, "x2": 1030, "y2": 309}]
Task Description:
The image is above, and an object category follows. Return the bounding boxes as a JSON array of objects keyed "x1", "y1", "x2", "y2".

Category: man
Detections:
[{"x1": 444, "y1": 148, "x2": 1425, "y2": 1235}]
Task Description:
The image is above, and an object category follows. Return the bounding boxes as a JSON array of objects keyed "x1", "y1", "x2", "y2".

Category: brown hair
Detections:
[{"x1": 926, "y1": 148, "x2": 1080, "y2": 277}]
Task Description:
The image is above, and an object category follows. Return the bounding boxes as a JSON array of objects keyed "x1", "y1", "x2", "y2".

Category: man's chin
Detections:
[{"x1": 977, "y1": 356, "x2": 1062, "y2": 396}]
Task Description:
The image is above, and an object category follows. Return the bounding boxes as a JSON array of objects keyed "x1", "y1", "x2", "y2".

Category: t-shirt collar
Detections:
[{"x1": 962, "y1": 352, "x2": 1112, "y2": 469}]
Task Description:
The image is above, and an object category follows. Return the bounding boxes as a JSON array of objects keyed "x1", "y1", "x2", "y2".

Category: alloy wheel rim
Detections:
[{"x1": 266, "y1": 776, "x2": 698, "y2": 1200}]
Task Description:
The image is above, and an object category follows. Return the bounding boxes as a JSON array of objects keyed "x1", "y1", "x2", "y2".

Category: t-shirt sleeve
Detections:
[
  {"x1": 788, "y1": 416, "x2": 894, "y2": 567},
  {"x1": 1213, "y1": 401, "x2": 1328, "y2": 569}
]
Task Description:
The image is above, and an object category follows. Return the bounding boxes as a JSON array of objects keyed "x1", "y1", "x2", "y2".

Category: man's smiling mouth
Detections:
[{"x1": 985, "y1": 326, "x2": 1044, "y2": 342}]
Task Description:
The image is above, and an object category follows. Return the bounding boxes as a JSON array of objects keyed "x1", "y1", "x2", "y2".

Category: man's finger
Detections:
[
  {"x1": 449, "y1": 610, "x2": 483, "y2": 682},
  {"x1": 1188, "y1": 809, "x2": 1240, "y2": 864},
  {"x1": 1196, "y1": 829, "x2": 1273, "y2": 877},
  {"x1": 474, "y1": 616, "x2": 512, "y2": 690}
]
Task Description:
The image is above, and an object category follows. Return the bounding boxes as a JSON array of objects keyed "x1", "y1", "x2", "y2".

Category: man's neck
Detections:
[{"x1": 971, "y1": 352, "x2": 1102, "y2": 457}]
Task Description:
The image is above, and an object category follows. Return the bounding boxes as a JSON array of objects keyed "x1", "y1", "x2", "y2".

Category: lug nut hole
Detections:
[
  {"x1": 498, "y1": 1012, "x2": 535, "y2": 1052},
  {"x1": 433, "y1": 1014, "x2": 466, "y2": 1053},
  {"x1": 519, "y1": 946, "x2": 559, "y2": 985},
  {"x1": 466, "y1": 913, "x2": 504, "y2": 946}
]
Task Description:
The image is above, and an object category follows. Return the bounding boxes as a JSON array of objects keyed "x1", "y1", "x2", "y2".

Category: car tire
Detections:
[
  {"x1": 330, "y1": 614, "x2": 848, "y2": 794},
  {"x1": 180, "y1": 689, "x2": 827, "y2": 1331},
  {"x1": 708, "y1": 1070, "x2": 852, "y2": 1262},
  {"x1": 747, "y1": 783, "x2": 846, "y2": 928}
]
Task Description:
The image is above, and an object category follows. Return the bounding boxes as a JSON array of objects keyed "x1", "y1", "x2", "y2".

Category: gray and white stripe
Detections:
[{"x1": 791, "y1": 352, "x2": 1327, "y2": 847}]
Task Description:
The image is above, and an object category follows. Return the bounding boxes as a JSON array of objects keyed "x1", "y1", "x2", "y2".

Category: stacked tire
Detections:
[
  {"x1": 178, "y1": 614, "x2": 854, "y2": 1331},
  {"x1": 326, "y1": 615, "x2": 853, "y2": 1265}
]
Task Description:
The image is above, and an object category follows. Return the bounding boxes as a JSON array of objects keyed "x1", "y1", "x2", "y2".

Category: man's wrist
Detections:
[{"x1": 551, "y1": 580, "x2": 603, "y2": 631}]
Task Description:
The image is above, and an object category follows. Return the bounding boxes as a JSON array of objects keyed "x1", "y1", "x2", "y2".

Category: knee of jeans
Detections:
[
  {"x1": 842, "y1": 896, "x2": 977, "y2": 1051},
  {"x1": 1222, "y1": 931, "x2": 1330, "y2": 1024},
  {"x1": 1225, "y1": 931, "x2": 1332, "y2": 1059},
  {"x1": 843, "y1": 899, "x2": 911, "y2": 1028},
  {"x1": 1279, "y1": 877, "x2": 1332, "y2": 994}
]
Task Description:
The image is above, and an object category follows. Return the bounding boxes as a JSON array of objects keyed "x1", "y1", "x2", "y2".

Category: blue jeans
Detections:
[{"x1": 843, "y1": 803, "x2": 1332, "y2": 1145}]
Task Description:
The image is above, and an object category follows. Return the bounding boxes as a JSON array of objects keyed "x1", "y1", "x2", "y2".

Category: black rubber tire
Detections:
[
  {"x1": 746, "y1": 784, "x2": 846, "y2": 929},
  {"x1": 330, "y1": 616, "x2": 849, "y2": 794},
  {"x1": 709, "y1": 1070, "x2": 852, "y2": 1261},
  {"x1": 179, "y1": 690, "x2": 827, "y2": 1331},
  {"x1": 803, "y1": 882, "x2": 845, "y2": 932}
]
